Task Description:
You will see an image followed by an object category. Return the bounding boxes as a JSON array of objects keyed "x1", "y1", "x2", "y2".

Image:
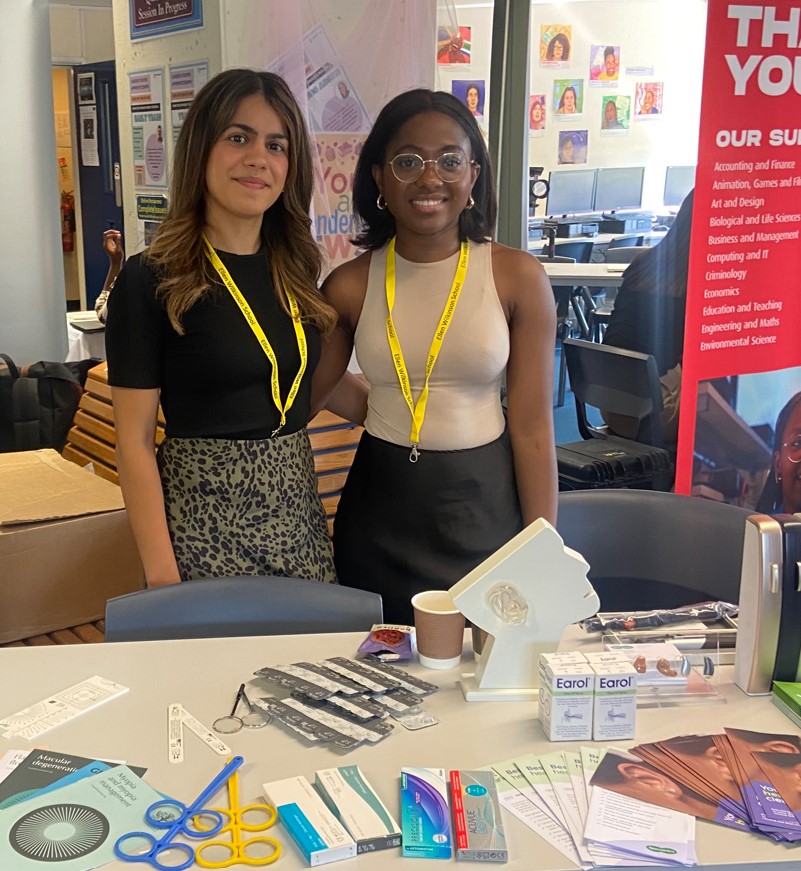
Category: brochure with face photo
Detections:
[
  {"x1": 590, "y1": 749, "x2": 751, "y2": 831},
  {"x1": 723, "y1": 728, "x2": 801, "y2": 836},
  {"x1": 752, "y1": 750, "x2": 801, "y2": 821}
]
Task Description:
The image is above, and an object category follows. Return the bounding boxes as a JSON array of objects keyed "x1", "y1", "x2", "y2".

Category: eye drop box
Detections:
[
  {"x1": 591, "y1": 662, "x2": 637, "y2": 741},
  {"x1": 314, "y1": 765, "x2": 401, "y2": 853},
  {"x1": 400, "y1": 767, "x2": 452, "y2": 859},
  {"x1": 538, "y1": 658, "x2": 595, "y2": 741},
  {"x1": 449, "y1": 769, "x2": 508, "y2": 863},
  {"x1": 263, "y1": 775, "x2": 357, "y2": 866}
]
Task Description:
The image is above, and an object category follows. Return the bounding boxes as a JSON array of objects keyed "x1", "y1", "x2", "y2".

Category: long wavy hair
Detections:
[
  {"x1": 144, "y1": 68, "x2": 335, "y2": 335},
  {"x1": 756, "y1": 391, "x2": 801, "y2": 513},
  {"x1": 351, "y1": 89, "x2": 496, "y2": 251}
]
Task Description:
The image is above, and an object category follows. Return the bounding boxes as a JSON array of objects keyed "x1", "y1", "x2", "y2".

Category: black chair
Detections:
[
  {"x1": 606, "y1": 234, "x2": 643, "y2": 249},
  {"x1": 552, "y1": 239, "x2": 594, "y2": 262},
  {"x1": 564, "y1": 337, "x2": 664, "y2": 447},
  {"x1": 557, "y1": 338, "x2": 673, "y2": 491},
  {"x1": 557, "y1": 489, "x2": 754, "y2": 611},
  {"x1": 603, "y1": 247, "x2": 646, "y2": 264},
  {"x1": 104, "y1": 575, "x2": 383, "y2": 642}
]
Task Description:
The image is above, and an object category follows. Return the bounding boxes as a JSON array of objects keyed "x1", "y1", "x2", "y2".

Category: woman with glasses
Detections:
[
  {"x1": 315, "y1": 88, "x2": 557, "y2": 622},
  {"x1": 757, "y1": 392, "x2": 801, "y2": 515}
]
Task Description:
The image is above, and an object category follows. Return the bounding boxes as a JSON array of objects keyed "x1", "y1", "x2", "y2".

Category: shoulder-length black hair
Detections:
[{"x1": 351, "y1": 89, "x2": 497, "y2": 250}]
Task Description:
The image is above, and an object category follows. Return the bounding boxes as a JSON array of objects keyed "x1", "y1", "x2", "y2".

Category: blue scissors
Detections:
[{"x1": 114, "y1": 755, "x2": 244, "y2": 871}]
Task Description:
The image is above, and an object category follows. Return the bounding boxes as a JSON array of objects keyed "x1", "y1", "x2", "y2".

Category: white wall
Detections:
[{"x1": 528, "y1": 0, "x2": 706, "y2": 210}]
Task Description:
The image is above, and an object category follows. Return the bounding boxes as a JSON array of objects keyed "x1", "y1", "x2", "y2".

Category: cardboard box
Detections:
[{"x1": 0, "y1": 450, "x2": 144, "y2": 643}]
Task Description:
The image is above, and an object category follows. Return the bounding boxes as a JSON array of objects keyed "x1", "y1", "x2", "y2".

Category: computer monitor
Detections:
[
  {"x1": 545, "y1": 169, "x2": 596, "y2": 217},
  {"x1": 664, "y1": 165, "x2": 696, "y2": 207},
  {"x1": 593, "y1": 166, "x2": 645, "y2": 213}
]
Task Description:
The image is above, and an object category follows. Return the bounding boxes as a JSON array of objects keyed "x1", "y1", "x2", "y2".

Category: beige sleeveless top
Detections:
[{"x1": 354, "y1": 241, "x2": 509, "y2": 450}]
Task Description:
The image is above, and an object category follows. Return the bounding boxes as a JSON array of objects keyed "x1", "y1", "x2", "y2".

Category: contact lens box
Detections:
[
  {"x1": 591, "y1": 662, "x2": 637, "y2": 742},
  {"x1": 400, "y1": 767, "x2": 452, "y2": 859},
  {"x1": 263, "y1": 775, "x2": 356, "y2": 866},
  {"x1": 314, "y1": 765, "x2": 401, "y2": 853},
  {"x1": 449, "y1": 770, "x2": 508, "y2": 863}
]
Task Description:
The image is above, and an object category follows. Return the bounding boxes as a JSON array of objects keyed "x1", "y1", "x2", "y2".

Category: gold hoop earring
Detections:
[
  {"x1": 376, "y1": 194, "x2": 387, "y2": 210},
  {"x1": 465, "y1": 195, "x2": 475, "y2": 210}
]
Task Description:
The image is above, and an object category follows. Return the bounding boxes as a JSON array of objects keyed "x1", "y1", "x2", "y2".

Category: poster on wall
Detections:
[
  {"x1": 77, "y1": 72, "x2": 95, "y2": 105},
  {"x1": 634, "y1": 82, "x2": 664, "y2": 117},
  {"x1": 169, "y1": 61, "x2": 209, "y2": 142},
  {"x1": 529, "y1": 94, "x2": 546, "y2": 135},
  {"x1": 269, "y1": 24, "x2": 369, "y2": 135},
  {"x1": 674, "y1": 0, "x2": 801, "y2": 515},
  {"x1": 129, "y1": 68, "x2": 167, "y2": 189},
  {"x1": 553, "y1": 79, "x2": 583, "y2": 116},
  {"x1": 436, "y1": 25, "x2": 471, "y2": 64},
  {"x1": 79, "y1": 105, "x2": 99, "y2": 167},
  {"x1": 589, "y1": 45, "x2": 620, "y2": 85},
  {"x1": 540, "y1": 25, "x2": 571, "y2": 65},
  {"x1": 129, "y1": 0, "x2": 203, "y2": 41},
  {"x1": 136, "y1": 194, "x2": 168, "y2": 252},
  {"x1": 452, "y1": 80, "x2": 485, "y2": 122},
  {"x1": 557, "y1": 129, "x2": 588, "y2": 165},
  {"x1": 600, "y1": 95, "x2": 630, "y2": 133}
]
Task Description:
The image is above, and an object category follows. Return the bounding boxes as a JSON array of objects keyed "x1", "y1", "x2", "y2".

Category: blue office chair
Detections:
[
  {"x1": 104, "y1": 575, "x2": 383, "y2": 641},
  {"x1": 557, "y1": 489, "x2": 754, "y2": 612}
]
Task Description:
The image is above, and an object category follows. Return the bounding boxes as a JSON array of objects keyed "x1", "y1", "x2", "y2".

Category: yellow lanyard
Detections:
[
  {"x1": 385, "y1": 237, "x2": 469, "y2": 462},
  {"x1": 203, "y1": 235, "x2": 307, "y2": 438}
]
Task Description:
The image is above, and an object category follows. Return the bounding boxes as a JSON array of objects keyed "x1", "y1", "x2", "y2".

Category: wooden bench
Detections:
[{"x1": 62, "y1": 362, "x2": 363, "y2": 534}]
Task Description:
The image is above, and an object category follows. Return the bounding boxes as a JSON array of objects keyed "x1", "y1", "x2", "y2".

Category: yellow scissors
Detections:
[{"x1": 192, "y1": 762, "x2": 281, "y2": 868}]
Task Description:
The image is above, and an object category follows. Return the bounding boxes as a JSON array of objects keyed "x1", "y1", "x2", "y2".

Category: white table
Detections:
[
  {"x1": 543, "y1": 262, "x2": 628, "y2": 288},
  {"x1": 66, "y1": 311, "x2": 105, "y2": 362},
  {"x1": 0, "y1": 631, "x2": 798, "y2": 870}
]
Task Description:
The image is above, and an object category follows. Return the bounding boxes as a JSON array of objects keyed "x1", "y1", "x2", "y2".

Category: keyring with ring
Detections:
[{"x1": 214, "y1": 684, "x2": 271, "y2": 734}]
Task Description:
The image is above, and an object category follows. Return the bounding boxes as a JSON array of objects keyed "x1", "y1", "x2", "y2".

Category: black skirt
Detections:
[{"x1": 333, "y1": 430, "x2": 523, "y2": 623}]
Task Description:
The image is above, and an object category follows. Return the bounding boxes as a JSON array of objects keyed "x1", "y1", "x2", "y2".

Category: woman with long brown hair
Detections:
[{"x1": 106, "y1": 69, "x2": 354, "y2": 588}]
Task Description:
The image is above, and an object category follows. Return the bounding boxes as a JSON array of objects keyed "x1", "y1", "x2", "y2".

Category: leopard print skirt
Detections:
[{"x1": 157, "y1": 429, "x2": 336, "y2": 584}]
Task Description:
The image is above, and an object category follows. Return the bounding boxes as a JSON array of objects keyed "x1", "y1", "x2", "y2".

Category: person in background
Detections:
[
  {"x1": 601, "y1": 189, "x2": 694, "y2": 447},
  {"x1": 314, "y1": 89, "x2": 557, "y2": 622},
  {"x1": 756, "y1": 391, "x2": 801, "y2": 515},
  {"x1": 105, "y1": 68, "x2": 362, "y2": 589},
  {"x1": 94, "y1": 228, "x2": 124, "y2": 324},
  {"x1": 546, "y1": 33, "x2": 570, "y2": 61}
]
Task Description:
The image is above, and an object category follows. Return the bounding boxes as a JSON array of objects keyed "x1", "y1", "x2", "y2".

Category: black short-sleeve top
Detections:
[{"x1": 105, "y1": 250, "x2": 321, "y2": 439}]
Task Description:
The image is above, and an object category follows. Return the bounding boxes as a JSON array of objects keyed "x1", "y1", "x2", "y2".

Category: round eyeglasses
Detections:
[
  {"x1": 388, "y1": 152, "x2": 474, "y2": 184},
  {"x1": 782, "y1": 438, "x2": 801, "y2": 463}
]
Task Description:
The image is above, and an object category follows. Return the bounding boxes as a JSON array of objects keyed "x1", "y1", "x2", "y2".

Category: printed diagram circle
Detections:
[{"x1": 10, "y1": 803, "x2": 109, "y2": 861}]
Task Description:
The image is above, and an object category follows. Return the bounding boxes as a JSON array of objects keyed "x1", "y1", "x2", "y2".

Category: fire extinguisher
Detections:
[{"x1": 60, "y1": 191, "x2": 75, "y2": 253}]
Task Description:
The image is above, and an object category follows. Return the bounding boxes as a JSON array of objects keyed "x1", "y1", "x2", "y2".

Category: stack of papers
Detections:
[
  {"x1": 487, "y1": 749, "x2": 698, "y2": 867},
  {"x1": 614, "y1": 728, "x2": 801, "y2": 842}
]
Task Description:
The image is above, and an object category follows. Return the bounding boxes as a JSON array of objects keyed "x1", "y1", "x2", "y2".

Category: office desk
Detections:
[
  {"x1": 543, "y1": 262, "x2": 628, "y2": 288},
  {"x1": 0, "y1": 632, "x2": 798, "y2": 870}
]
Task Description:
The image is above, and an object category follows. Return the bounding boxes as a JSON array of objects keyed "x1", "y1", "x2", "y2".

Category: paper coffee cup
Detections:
[{"x1": 412, "y1": 590, "x2": 465, "y2": 670}]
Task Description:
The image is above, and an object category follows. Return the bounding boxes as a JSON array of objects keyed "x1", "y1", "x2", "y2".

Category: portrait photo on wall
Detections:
[
  {"x1": 600, "y1": 95, "x2": 630, "y2": 133},
  {"x1": 553, "y1": 79, "x2": 583, "y2": 116},
  {"x1": 691, "y1": 366, "x2": 801, "y2": 511},
  {"x1": 529, "y1": 94, "x2": 546, "y2": 134},
  {"x1": 589, "y1": 44, "x2": 620, "y2": 84},
  {"x1": 540, "y1": 25, "x2": 572, "y2": 65},
  {"x1": 635, "y1": 81, "x2": 664, "y2": 117},
  {"x1": 557, "y1": 129, "x2": 588, "y2": 165},
  {"x1": 437, "y1": 25, "x2": 471, "y2": 64},
  {"x1": 453, "y1": 80, "x2": 485, "y2": 119}
]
